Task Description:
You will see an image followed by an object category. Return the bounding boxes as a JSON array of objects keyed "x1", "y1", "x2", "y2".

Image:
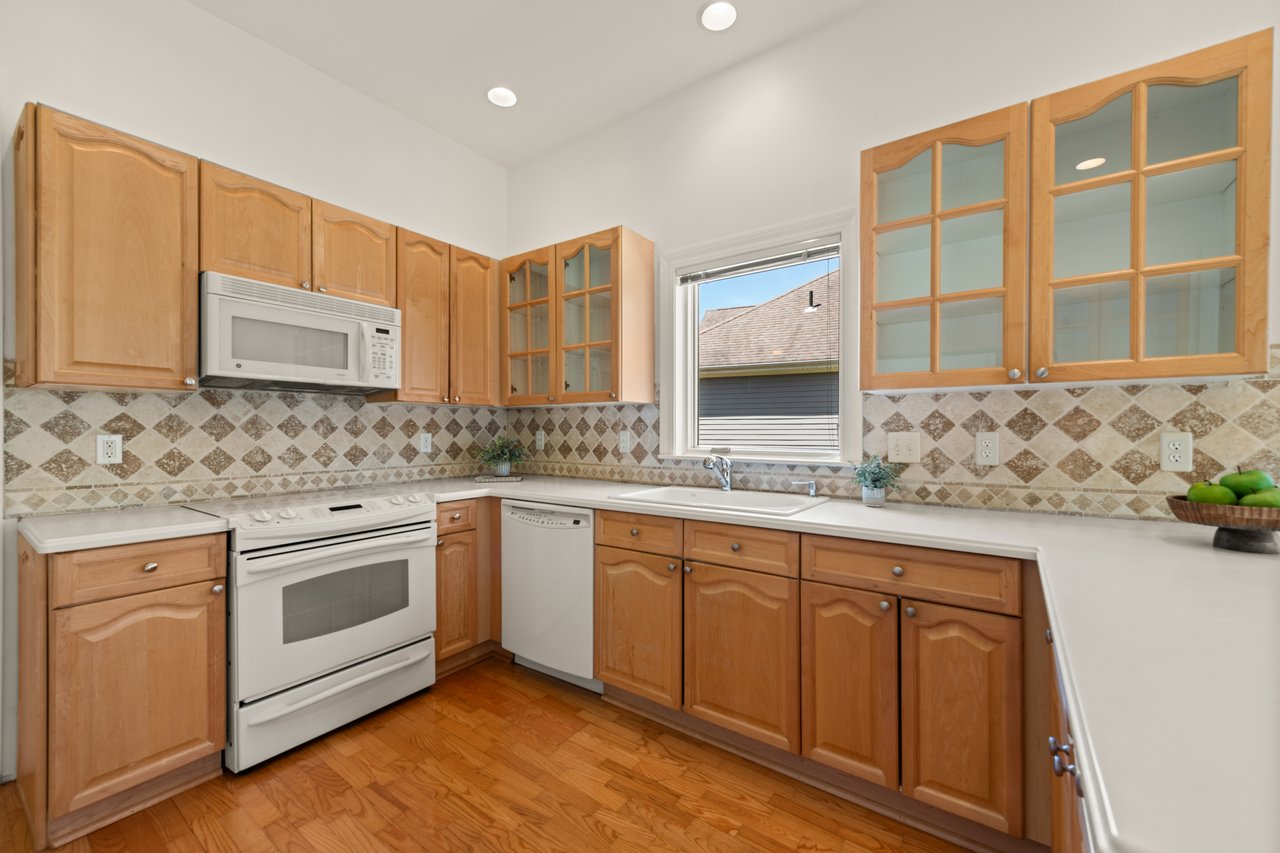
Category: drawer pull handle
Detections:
[
  {"x1": 437, "y1": 540, "x2": 445, "y2": 547},
  {"x1": 891, "y1": 565, "x2": 905, "y2": 577},
  {"x1": 1049, "y1": 736, "x2": 1072, "y2": 757},
  {"x1": 630, "y1": 528, "x2": 639, "y2": 536},
  {"x1": 451, "y1": 513, "x2": 462, "y2": 521},
  {"x1": 879, "y1": 601, "x2": 890, "y2": 612},
  {"x1": 667, "y1": 563, "x2": 676, "y2": 572},
  {"x1": 143, "y1": 562, "x2": 159, "y2": 573},
  {"x1": 211, "y1": 584, "x2": 225, "y2": 595},
  {"x1": 905, "y1": 606, "x2": 917, "y2": 618},
  {"x1": 730, "y1": 543, "x2": 741, "y2": 552},
  {"x1": 683, "y1": 565, "x2": 692, "y2": 574}
]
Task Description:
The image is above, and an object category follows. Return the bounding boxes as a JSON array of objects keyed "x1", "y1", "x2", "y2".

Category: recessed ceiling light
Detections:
[
  {"x1": 699, "y1": 2, "x2": 737, "y2": 32},
  {"x1": 1075, "y1": 157, "x2": 1107, "y2": 171},
  {"x1": 487, "y1": 86, "x2": 517, "y2": 108}
]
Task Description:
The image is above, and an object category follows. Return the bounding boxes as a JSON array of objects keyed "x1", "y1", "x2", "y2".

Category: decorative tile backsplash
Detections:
[{"x1": 4, "y1": 346, "x2": 1278, "y2": 520}]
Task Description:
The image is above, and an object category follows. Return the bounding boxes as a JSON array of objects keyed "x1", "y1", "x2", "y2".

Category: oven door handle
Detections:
[
  {"x1": 243, "y1": 531, "x2": 434, "y2": 577},
  {"x1": 246, "y1": 645, "x2": 434, "y2": 726}
]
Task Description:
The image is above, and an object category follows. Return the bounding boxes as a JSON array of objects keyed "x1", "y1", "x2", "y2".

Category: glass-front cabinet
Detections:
[
  {"x1": 501, "y1": 226, "x2": 655, "y2": 406},
  {"x1": 1029, "y1": 30, "x2": 1271, "y2": 382},
  {"x1": 861, "y1": 104, "x2": 1028, "y2": 390}
]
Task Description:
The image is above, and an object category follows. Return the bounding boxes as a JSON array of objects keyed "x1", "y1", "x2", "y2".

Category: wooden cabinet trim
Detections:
[{"x1": 683, "y1": 520, "x2": 800, "y2": 577}]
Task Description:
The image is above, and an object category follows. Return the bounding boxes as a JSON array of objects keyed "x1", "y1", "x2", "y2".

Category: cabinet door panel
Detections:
[
  {"x1": 34, "y1": 107, "x2": 198, "y2": 390},
  {"x1": 1050, "y1": 654, "x2": 1086, "y2": 853},
  {"x1": 683, "y1": 563, "x2": 799, "y2": 752},
  {"x1": 200, "y1": 162, "x2": 311, "y2": 287},
  {"x1": 554, "y1": 229, "x2": 621, "y2": 404},
  {"x1": 450, "y1": 248, "x2": 499, "y2": 406},
  {"x1": 312, "y1": 200, "x2": 396, "y2": 306},
  {"x1": 395, "y1": 228, "x2": 451, "y2": 403},
  {"x1": 801, "y1": 582, "x2": 898, "y2": 786},
  {"x1": 901, "y1": 599, "x2": 1022, "y2": 835},
  {"x1": 49, "y1": 580, "x2": 225, "y2": 817},
  {"x1": 595, "y1": 546, "x2": 682, "y2": 708},
  {"x1": 436, "y1": 531, "x2": 479, "y2": 660}
]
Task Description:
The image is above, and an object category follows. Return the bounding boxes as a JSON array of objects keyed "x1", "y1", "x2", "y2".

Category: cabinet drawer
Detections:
[
  {"x1": 801, "y1": 535, "x2": 1020, "y2": 615},
  {"x1": 683, "y1": 521, "x2": 799, "y2": 578},
  {"x1": 50, "y1": 534, "x2": 226, "y2": 609},
  {"x1": 436, "y1": 500, "x2": 477, "y2": 535},
  {"x1": 596, "y1": 510, "x2": 683, "y2": 556}
]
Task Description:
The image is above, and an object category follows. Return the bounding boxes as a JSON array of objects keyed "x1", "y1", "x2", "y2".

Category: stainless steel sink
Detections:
[{"x1": 611, "y1": 485, "x2": 828, "y2": 517}]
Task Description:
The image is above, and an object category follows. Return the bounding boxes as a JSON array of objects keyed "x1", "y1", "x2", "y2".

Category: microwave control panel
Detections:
[{"x1": 367, "y1": 325, "x2": 399, "y2": 387}]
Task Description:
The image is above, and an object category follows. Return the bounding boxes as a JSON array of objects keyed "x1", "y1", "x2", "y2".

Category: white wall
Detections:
[{"x1": 506, "y1": 0, "x2": 1280, "y2": 338}]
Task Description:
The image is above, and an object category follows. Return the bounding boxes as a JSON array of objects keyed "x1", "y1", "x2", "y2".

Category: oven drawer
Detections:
[
  {"x1": 227, "y1": 637, "x2": 434, "y2": 772},
  {"x1": 51, "y1": 534, "x2": 226, "y2": 608},
  {"x1": 437, "y1": 500, "x2": 477, "y2": 535}
]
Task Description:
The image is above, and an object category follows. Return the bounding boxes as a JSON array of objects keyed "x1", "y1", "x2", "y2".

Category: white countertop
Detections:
[{"x1": 18, "y1": 476, "x2": 1280, "y2": 852}]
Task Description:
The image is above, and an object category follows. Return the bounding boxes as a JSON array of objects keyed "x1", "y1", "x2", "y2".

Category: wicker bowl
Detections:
[{"x1": 1166, "y1": 495, "x2": 1280, "y2": 554}]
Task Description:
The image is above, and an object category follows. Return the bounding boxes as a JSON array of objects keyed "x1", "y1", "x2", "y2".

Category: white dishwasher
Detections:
[{"x1": 500, "y1": 500, "x2": 602, "y2": 692}]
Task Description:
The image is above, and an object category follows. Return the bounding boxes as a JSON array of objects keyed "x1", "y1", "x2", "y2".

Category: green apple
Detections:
[
  {"x1": 1186, "y1": 481, "x2": 1239, "y2": 505},
  {"x1": 1239, "y1": 487, "x2": 1280, "y2": 508},
  {"x1": 1220, "y1": 468, "x2": 1275, "y2": 498}
]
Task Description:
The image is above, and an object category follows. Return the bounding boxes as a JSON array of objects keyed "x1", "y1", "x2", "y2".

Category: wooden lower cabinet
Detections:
[
  {"x1": 594, "y1": 546, "x2": 682, "y2": 708},
  {"x1": 434, "y1": 498, "x2": 501, "y2": 676},
  {"x1": 901, "y1": 599, "x2": 1023, "y2": 836},
  {"x1": 1050, "y1": 655, "x2": 1086, "y2": 853},
  {"x1": 800, "y1": 581, "x2": 898, "y2": 787},
  {"x1": 436, "y1": 530, "x2": 480, "y2": 660},
  {"x1": 683, "y1": 562, "x2": 799, "y2": 752}
]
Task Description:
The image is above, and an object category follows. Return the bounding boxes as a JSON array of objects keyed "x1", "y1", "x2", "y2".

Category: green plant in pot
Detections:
[
  {"x1": 853, "y1": 455, "x2": 899, "y2": 507},
  {"x1": 475, "y1": 436, "x2": 527, "y2": 477}
]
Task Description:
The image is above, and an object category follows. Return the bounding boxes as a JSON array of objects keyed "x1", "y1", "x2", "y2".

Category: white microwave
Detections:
[{"x1": 200, "y1": 272, "x2": 400, "y2": 393}]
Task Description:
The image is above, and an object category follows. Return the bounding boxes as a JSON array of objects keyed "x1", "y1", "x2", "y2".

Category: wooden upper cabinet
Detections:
[
  {"x1": 1029, "y1": 30, "x2": 1272, "y2": 382},
  {"x1": 312, "y1": 200, "x2": 396, "y2": 306},
  {"x1": 451, "y1": 248, "x2": 500, "y2": 406},
  {"x1": 199, "y1": 161, "x2": 311, "y2": 288},
  {"x1": 901, "y1": 599, "x2": 1022, "y2": 836},
  {"x1": 15, "y1": 104, "x2": 198, "y2": 390},
  {"x1": 800, "y1": 581, "x2": 898, "y2": 787},
  {"x1": 683, "y1": 562, "x2": 800, "y2": 752},
  {"x1": 376, "y1": 228, "x2": 451, "y2": 404},
  {"x1": 48, "y1": 579, "x2": 225, "y2": 818},
  {"x1": 861, "y1": 104, "x2": 1028, "y2": 390},
  {"x1": 503, "y1": 226, "x2": 654, "y2": 406},
  {"x1": 594, "y1": 545, "x2": 683, "y2": 709}
]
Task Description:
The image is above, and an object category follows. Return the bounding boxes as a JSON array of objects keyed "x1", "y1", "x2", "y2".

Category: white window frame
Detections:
[{"x1": 658, "y1": 210, "x2": 861, "y2": 465}]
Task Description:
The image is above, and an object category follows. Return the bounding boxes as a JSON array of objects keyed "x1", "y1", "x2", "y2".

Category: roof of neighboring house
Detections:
[{"x1": 699, "y1": 269, "x2": 840, "y2": 369}]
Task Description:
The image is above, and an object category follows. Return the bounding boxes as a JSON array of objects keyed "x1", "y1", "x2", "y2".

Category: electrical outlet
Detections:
[
  {"x1": 535, "y1": 429, "x2": 546, "y2": 451},
  {"x1": 618, "y1": 430, "x2": 632, "y2": 454},
  {"x1": 96, "y1": 434, "x2": 123, "y2": 465},
  {"x1": 975, "y1": 431, "x2": 1000, "y2": 466},
  {"x1": 1160, "y1": 431, "x2": 1194, "y2": 472},
  {"x1": 418, "y1": 432, "x2": 432, "y2": 454},
  {"x1": 887, "y1": 431, "x2": 920, "y2": 464}
]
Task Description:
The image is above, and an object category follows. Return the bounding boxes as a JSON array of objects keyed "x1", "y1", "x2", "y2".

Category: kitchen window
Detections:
[{"x1": 659, "y1": 215, "x2": 861, "y2": 464}]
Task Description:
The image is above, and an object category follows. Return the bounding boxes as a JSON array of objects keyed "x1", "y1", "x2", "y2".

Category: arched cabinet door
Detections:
[
  {"x1": 860, "y1": 104, "x2": 1029, "y2": 390},
  {"x1": 312, "y1": 200, "x2": 396, "y2": 306},
  {"x1": 1029, "y1": 30, "x2": 1271, "y2": 383},
  {"x1": 200, "y1": 161, "x2": 311, "y2": 288}
]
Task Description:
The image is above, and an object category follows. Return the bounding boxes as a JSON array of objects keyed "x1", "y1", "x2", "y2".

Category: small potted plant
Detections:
[
  {"x1": 853, "y1": 455, "x2": 898, "y2": 508},
  {"x1": 474, "y1": 436, "x2": 527, "y2": 477}
]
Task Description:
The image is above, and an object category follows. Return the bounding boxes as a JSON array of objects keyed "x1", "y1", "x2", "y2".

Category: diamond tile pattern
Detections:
[{"x1": 4, "y1": 345, "x2": 1280, "y2": 521}]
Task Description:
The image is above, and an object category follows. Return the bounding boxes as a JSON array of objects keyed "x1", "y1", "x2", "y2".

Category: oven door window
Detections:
[
  {"x1": 231, "y1": 316, "x2": 349, "y2": 370},
  {"x1": 280, "y1": 559, "x2": 409, "y2": 644}
]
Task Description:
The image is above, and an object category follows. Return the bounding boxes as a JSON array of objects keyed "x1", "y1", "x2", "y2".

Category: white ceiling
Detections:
[{"x1": 186, "y1": 0, "x2": 867, "y2": 165}]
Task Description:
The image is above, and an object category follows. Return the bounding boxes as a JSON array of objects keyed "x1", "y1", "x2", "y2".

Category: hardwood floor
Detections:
[{"x1": 2, "y1": 658, "x2": 965, "y2": 852}]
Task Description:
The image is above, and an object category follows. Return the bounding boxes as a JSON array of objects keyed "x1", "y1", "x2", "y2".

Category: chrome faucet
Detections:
[
  {"x1": 703, "y1": 450, "x2": 733, "y2": 491},
  {"x1": 791, "y1": 480, "x2": 817, "y2": 497}
]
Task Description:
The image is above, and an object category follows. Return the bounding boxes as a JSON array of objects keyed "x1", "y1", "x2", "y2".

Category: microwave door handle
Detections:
[
  {"x1": 246, "y1": 645, "x2": 434, "y2": 726},
  {"x1": 244, "y1": 531, "x2": 434, "y2": 577},
  {"x1": 357, "y1": 324, "x2": 367, "y2": 381}
]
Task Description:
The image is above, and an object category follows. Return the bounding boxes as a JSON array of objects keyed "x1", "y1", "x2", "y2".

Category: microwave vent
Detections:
[{"x1": 204, "y1": 272, "x2": 400, "y2": 325}]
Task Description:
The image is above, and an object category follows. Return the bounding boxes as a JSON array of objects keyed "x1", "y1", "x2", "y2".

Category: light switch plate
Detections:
[
  {"x1": 887, "y1": 431, "x2": 920, "y2": 464},
  {"x1": 535, "y1": 430, "x2": 546, "y2": 451},
  {"x1": 96, "y1": 434, "x2": 123, "y2": 465},
  {"x1": 418, "y1": 432, "x2": 432, "y2": 454},
  {"x1": 618, "y1": 430, "x2": 632, "y2": 454},
  {"x1": 975, "y1": 431, "x2": 999, "y2": 466},
  {"x1": 1160, "y1": 431, "x2": 1193, "y2": 472}
]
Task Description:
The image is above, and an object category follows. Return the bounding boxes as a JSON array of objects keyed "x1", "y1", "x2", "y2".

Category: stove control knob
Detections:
[
  {"x1": 407, "y1": 495, "x2": 422, "y2": 503},
  {"x1": 251, "y1": 510, "x2": 271, "y2": 523},
  {"x1": 279, "y1": 508, "x2": 297, "y2": 520},
  {"x1": 389, "y1": 496, "x2": 405, "y2": 505}
]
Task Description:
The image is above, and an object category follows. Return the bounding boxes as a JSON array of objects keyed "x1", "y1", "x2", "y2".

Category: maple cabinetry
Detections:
[
  {"x1": 434, "y1": 499, "x2": 500, "y2": 675},
  {"x1": 18, "y1": 534, "x2": 227, "y2": 850},
  {"x1": 502, "y1": 227, "x2": 654, "y2": 406},
  {"x1": 312, "y1": 200, "x2": 397, "y2": 306},
  {"x1": 200, "y1": 162, "x2": 311, "y2": 288},
  {"x1": 594, "y1": 545, "x2": 683, "y2": 708},
  {"x1": 14, "y1": 104, "x2": 199, "y2": 391}
]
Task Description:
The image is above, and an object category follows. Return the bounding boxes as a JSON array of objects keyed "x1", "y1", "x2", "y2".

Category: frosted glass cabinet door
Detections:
[{"x1": 1029, "y1": 30, "x2": 1270, "y2": 382}]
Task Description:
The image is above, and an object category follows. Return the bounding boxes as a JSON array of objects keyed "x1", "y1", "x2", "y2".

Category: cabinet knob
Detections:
[
  {"x1": 630, "y1": 528, "x2": 639, "y2": 537},
  {"x1": 454, "y1": 395, "x2": 461, "y2": 402},
  {"x1": 318, "y1": 286, "x2": 327, "y2": 293},
  {"x1": 451, "y1": 513, "x2": 462, "y2": 521},
  {"x1": 1052, "y1": 754, "x2": 1078, "y2": 779},
  {"x1": 301, "y1": 280, "x2": 311, "y2": 290},
  {"x1": 891, "y1": 565, "x2": 905, "y2": 577},
  {"x1": 549, "y1": 395, "x2": 556, "y2": 402},
  {"x1": 879, "y1": 601, "x2": 890, "y2": 612},
  {"x1": 1049, "y1": 736, "x2": 1073, "y2": 757},
  {"x1": 1007, "y1": 368, "x2": 1022, "y2": 380},
  {"x1": 437, "y1": 540, "x2": 445, "y2": 547},
  {"x1": 142, "y1": 562, "x2": 159, "y2": 573},
  {"x1": 444, "y1": 396, "x2": 450, "y2": 403},
  {"x1": 683, "y1": 565, "x2": 693, "y2": 574},
  {"x1": 667, "y1": 563, "x2": 676, "y2": 572},
  {"x1": 1035, "y1": 367, "x2": 1050, "y2": 379},
  {"x1": 609, "y1": 392, "x2": 617, "y2": 400},
  {"x1": 1046, "y1": 628, "x2": 1053, "y2": 645},
  {"x1": 905, "y1": 606, "x2": 917, "y2": 618},
  {"x1": 211, "y1": 584, "x2": 225, "y2": 595},
  {"x1": 730, "y1": 543, "x2": 740, "y2": 552},
  {"x1": 183, "y1": 377, "x2": 197, "y2": 387}
]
